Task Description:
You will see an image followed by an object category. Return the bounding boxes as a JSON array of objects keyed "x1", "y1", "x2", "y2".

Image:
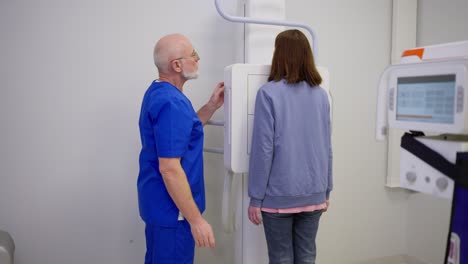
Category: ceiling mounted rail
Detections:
[{"x1": 214, "y1": 0, "x2": 319, "y2": 56}]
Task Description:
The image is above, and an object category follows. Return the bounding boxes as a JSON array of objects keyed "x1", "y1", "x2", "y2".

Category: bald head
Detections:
[{"x1": 154, "y1": 34, "x2": 192, "y2": 73}]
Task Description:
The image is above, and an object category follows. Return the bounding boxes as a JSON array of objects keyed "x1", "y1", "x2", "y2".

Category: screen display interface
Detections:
[{"x1": 396, "y1": 75, "x2": 456, "y2": 124}]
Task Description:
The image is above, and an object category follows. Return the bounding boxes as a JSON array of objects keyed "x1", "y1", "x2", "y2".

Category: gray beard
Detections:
[{"x1": 182, "y1": 69, "x2": 199, "y2": 80}]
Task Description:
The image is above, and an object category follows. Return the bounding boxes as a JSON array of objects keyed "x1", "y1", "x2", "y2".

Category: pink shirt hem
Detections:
[{"x1": 261, "y1": 202, "x2": 327, "y2": 213}]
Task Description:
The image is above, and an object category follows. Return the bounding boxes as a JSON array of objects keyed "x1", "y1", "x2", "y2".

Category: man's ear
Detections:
[{"x1": 171, "y1": 60, "x2": 182, "y2": 73}]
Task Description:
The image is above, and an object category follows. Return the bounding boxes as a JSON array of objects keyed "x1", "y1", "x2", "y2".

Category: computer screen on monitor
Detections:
[
  {"x1": 385, "y1": 59, "x2": 468, "y2": 134},
  {"x1": 396, "y1": 74, "x2": 456, "y2": 124}
]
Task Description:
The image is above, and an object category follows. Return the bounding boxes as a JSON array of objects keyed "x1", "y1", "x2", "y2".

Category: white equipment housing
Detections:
[
  {"x1": 0, "y1": 230, "x2": 14, "y2": 264},
  {"x1": 400, "y1": 135, "x2": 468, "y2": 199},
  {"x1": 386, "y1": 60, "x2": 468, "y2": 134},
  {"x1": 376, "y1": 41, "x2": 468, "y2": 198}
]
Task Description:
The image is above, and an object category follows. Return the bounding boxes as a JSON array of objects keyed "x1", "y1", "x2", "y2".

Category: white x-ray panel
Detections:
[
  {"x1": 224, "y1": 64, "x2": 331, "y2": 173},
  {"x1": 224, "y1": 64, "x2": 270, "y2": 173}
]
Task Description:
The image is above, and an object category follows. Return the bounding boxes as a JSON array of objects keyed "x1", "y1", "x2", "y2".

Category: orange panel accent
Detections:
[{"x1": 402, "y1": 48, "x2": 425, "y2": 59}]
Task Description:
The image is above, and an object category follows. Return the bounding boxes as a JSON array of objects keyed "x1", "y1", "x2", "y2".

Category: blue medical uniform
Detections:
[{"x1": 137, "y1": 81, "x2": 205, "y2": 264}]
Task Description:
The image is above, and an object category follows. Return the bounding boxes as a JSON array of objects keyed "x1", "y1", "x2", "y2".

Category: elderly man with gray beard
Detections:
[{"x1": 137, "y1": 33, "x2": 224, "y2": 264}]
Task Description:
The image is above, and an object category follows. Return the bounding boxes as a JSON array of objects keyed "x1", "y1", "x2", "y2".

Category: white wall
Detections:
[
  {"x1": 417, "y1": 0, "x2": 468, "y2": 46},
  {"x1": 0, "y1": 1, "x2": 239, "y2": 264},
  {"x1": 1, "y1": 0, "x2": 466, "y2": 264}
]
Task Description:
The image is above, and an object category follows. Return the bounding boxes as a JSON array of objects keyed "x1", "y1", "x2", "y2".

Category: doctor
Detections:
[{"x1": 137, "y1": 33, "x2": 224, "y2": 264}]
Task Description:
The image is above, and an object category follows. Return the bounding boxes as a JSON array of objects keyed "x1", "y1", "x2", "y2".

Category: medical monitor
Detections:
[
  {"x1": 396, "y1": 74, "x2": 456, "y2": 124},
  {"x1": 388, "y1": 59, "x2": 468, "y2": 134}
]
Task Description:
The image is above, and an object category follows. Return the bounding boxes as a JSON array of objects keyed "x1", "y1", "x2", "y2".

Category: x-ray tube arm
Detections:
[{"x1": 214, "y1": 0, "x2": 318, "y2": 57}]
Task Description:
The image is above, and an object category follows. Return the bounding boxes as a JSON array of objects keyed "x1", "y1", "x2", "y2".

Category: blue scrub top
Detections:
[{"x1": 137, "y1": 81, "x2": 205, "y2": 227}]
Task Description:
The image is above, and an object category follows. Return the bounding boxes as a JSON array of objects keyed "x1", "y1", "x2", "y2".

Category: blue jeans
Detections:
[
  {"x1": 262, "y1": 210, "x2": 323, "y2": 264},
  {"x1": 144, "y1": 220, "x2": 195, "y2": 264}
]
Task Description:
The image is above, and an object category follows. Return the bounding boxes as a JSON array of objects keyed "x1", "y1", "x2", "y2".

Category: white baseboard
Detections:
[{"x1": 354, "y1": 254, "x2": 430, "y2": 264}]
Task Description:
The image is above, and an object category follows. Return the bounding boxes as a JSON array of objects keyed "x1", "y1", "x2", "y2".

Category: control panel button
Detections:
[
  {"x1": 406, "y1": 171, "x2": 417, "y2": 183},
  {"x1": 436, "y1": 177, "x2": 449, "y2": 191},
  {"x1": 457, "y1": 86, "x2": 464, "y2": 113}
]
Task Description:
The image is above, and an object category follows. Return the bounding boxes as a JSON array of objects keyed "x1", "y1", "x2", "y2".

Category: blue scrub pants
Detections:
[{"x1": 144, "y1": 220, "x2": 195, "y2": 264}]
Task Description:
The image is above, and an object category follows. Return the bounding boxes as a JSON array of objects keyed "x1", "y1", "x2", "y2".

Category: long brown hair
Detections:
[{"x1": 268, "y1": 29, "x2": 322, "y2": 87}]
